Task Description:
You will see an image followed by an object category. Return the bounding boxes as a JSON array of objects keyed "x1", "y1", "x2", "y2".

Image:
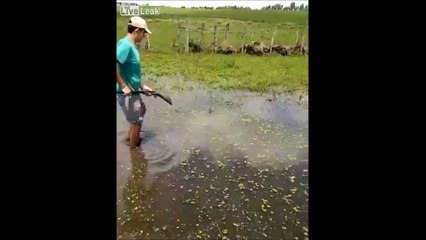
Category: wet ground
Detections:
[{"x1": 117, "y1": 76, "x2": 308, "y2": 239}]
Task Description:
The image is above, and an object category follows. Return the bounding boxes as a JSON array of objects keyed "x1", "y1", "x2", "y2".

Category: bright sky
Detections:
[{"x1": 117, "y1": 1, "x2": 309, "y2": 10}]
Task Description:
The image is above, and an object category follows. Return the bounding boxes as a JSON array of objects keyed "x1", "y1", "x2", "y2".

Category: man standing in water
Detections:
[{"x1": 117, "y1": 16, "x2": 154, "y2": 148}]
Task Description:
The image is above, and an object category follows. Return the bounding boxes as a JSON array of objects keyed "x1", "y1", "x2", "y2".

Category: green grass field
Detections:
[{"x1": 117, "y1": 7, "x2": 308, "y2": 93}]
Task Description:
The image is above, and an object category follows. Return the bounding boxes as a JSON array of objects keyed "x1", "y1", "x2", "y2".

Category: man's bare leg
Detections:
[
  {"x1": 125, "y1": 129, "x2": 142, "y2": 146},
  {"x1": 129, "y1": 124, "x2": 142, "y2": 148}
]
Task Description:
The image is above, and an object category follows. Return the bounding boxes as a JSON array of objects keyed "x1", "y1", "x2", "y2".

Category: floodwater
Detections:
[{"x1": 117, "y1": 77, "x2": 308, "y2": 239}]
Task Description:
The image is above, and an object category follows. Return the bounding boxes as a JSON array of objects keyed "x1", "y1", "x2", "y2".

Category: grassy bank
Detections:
[
  {"x1": 117, "y1": 7, "x2": 308, "y2": 93},
  {"x1": 143, "y1": 53, "x2": 308, "y2": 92}
]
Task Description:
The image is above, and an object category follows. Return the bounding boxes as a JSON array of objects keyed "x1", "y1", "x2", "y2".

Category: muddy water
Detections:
[{"x1": 117, "y1": 77, "x2": 308, "y2": 239}]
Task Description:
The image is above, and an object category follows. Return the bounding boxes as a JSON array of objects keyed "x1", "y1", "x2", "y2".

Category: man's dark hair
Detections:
[
  {"x1": 128, "y1": 20, "x2": 143, "y2": 33},
  {"x1": 128, "y1": 25, "x2": 137, "y2": 34}
]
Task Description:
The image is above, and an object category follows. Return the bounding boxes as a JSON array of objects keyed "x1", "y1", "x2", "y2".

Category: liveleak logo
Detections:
[{"x1": 120, "y1": 6, "x2": 161, "y2": 16}]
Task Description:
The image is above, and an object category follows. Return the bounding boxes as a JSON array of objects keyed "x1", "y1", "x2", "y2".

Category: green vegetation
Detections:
[{"x1": 143, "y1": 53, "x2": 307, "y2": 92}]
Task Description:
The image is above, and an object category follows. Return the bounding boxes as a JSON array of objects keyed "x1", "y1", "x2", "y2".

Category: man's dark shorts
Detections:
[{"x1": 117, "y1": 94, "x2": 146, "y2": 126}]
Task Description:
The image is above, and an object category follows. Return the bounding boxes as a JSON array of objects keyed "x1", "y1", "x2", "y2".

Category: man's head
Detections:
[{"x1": 128, "y1": 16, "x2": 152, "y2": 43}]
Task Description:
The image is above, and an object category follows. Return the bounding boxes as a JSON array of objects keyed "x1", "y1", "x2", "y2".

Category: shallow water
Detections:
[{"x1": 117, "y1": 77, "x2": 308, "y2": 239}]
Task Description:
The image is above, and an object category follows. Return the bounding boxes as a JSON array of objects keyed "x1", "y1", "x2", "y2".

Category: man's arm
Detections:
[
  {"x1": 117, "y1": 65, "x2": 131, "y2": 94},
  {"x1": 117, "y1": 43, "x2": 132, "y2": 94},
  {"x1": 117, "y1": 65, "x2": 127, "y2": 88}
]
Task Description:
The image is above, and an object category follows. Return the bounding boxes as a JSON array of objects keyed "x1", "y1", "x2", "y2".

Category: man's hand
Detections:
[{"x1": 122, "y1": 85, "x2": 132, "y2": 95}]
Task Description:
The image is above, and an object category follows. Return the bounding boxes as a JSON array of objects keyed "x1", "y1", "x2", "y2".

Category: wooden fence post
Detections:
[
  {"x1": 176, "y1": 22, "x2": 181, "y2": 48},
  {"x1": 296, "y1": 28, "x2": 299, "y2": 44},
  {"x1": 213, "y1": 25, "x2": 217, "y2": 53},
  {"x1": 270, "y1": 25, "x2": 277, "y2": 53},
  {"x1": 241, "y1": 27, "x2": 246, "y2": 53},
  {"x1": 185, "y1": 27, "x2": 189, "y2": 53},
  {"x1": 146, "y1": 34, "x2": 150, "y2": 51},
  {"x1": 225, "y1": 23, "x2": 230, "y2": 42},
  {"x1": 201, "y1": 23, "x2": 205, "y2": 43}
]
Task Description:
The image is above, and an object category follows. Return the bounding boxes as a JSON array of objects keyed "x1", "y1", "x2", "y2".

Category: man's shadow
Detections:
[{"x1": 140, "y1": 130, "x2": 156, "y2": 145}]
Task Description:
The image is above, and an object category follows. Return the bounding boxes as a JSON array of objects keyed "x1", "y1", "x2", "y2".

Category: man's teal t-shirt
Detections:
[{"x1": 116, "y1": 37, "x2": 142, "y2": 92}]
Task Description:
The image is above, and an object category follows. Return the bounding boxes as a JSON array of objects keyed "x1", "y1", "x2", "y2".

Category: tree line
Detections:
[
  {"x1": 261, "y1": 3, "x2": 308, "y2": 11},
  {"x1": 179, "y1": 3, "x2": 308, "y2": 11}
]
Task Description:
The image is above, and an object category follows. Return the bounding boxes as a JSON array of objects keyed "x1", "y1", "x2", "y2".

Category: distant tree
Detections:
[
  {"x1": 181, "y1": 6, "x2": 185, "y2": 8},
  {"x1": 290, "y1": 2, "x2": 296, "y2": 11},
  {"x1": 271, "y1": 4, "x2": 283, "y2": 10},
  {"x1": 263, "y1": 5, "x2": 272, "y2": 10},
  {"x1": 299, "y1": 4, "x2": 304, "y2": 11}
]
